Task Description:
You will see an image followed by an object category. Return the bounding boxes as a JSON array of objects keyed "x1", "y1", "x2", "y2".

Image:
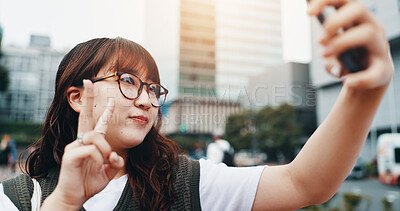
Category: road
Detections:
[{"x1": 333, "y1": 178, "x2": 400, "y2": 210}]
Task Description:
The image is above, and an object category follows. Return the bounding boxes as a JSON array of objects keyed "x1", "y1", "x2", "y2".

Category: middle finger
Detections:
[
  {"x1": 307, "y1": 0, "x2": 347, "y2": 15},
  {"x1": 321, "y1": 2, "x2": 375, "y2": 43}
]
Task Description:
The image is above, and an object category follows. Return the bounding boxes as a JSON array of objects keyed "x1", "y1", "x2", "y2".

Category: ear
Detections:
[{"x1": 67, "y1": 86, "x2": 84, "y2": 113}]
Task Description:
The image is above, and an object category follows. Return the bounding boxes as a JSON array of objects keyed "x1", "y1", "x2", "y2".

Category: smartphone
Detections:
[{"x1": 315, "y1": 5, "x2": 368, "y2": 73}]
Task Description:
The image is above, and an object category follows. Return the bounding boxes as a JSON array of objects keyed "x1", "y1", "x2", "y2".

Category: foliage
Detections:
[
  {"x1": 382, "y1": 196, "x2": 393, "y2": 211},
  {"x1": 0, "y1": 122, "x2": 43, "y2": 145},
  {"x1": 225, "y1": 110, "x2": 253, "y2": 150},
  {"x1": 302, "y1": 192, "x2": 374, "y2": 211},
  {"x1": 342, "y1": 192, "x2": 371, "y2": 211},
  {"x1": 303, "y1": 193, "x2": 339, "y2": 211},
  {"x1": 254, "y1": 103, "x2": 303, "y2": 162},
  {"x1": 166, "y1": 134, "x2": 208, "y2": 155},
  {"x1": 225, "y1": 103, "x2": 303, "y2": 162}
]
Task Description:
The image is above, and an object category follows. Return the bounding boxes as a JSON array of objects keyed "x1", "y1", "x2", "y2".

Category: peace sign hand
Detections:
[{"x1": 42, "y1": 80, "x2": 125, "y2": 210}]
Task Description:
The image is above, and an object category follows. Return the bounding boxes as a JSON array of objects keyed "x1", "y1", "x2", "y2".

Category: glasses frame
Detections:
[{"x1": 91, "y1": 72, "x2": 168, "y2": 107}]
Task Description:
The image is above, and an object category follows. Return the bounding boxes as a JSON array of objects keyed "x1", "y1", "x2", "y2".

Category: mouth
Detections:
[{"x1": 129, "y1": 115, "x2": 148, "y2": 125}]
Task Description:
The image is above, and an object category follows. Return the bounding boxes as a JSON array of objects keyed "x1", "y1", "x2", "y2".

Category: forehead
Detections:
[{"x1": 98, "y1": 55, "x2": 156, "y2": 83}]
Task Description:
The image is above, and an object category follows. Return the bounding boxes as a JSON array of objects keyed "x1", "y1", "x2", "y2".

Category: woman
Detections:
[{"x1": 0, "y1": 0, "x2": 395, "y2": 210}]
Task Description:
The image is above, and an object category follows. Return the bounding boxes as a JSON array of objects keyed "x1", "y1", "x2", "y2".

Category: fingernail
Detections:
[
  {"x1": 99, "y1": 166, "x2": 104, "y2": 174},
  {"x1": 331, "y1": 64, "x2": 341, "y2": 78}
]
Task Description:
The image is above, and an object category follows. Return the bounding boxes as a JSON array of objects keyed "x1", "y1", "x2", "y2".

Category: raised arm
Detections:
[{"x1": 252, "y1": 0, "x2": 394, "y2": 210}]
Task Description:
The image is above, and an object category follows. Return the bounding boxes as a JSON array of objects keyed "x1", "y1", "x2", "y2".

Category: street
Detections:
[{"x1": 333, "y1": 178, "x2": 400, "y2": 211}]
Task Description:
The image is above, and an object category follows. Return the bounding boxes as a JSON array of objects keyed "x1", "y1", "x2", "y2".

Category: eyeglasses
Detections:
[{"x1": 91, "y1": 72, "x2": 168, "y2": 107}]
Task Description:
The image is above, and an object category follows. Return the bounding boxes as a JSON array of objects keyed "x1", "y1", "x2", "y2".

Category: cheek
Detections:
[{"x1": 150, "y1": 109, "x2": 159, "y2": 124}]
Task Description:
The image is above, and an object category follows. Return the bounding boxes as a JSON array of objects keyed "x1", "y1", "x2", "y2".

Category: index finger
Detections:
[{"x1": 77, "y1": 79, "x2": 95, "y2": 135}]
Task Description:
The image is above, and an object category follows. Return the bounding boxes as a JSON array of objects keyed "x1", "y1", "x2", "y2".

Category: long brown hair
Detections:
[{"x1": 23, "y1": 37, "x2": 180, "y2": 210}]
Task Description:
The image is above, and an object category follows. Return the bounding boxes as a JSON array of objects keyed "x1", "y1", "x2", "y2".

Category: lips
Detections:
[{"x1": 129, "y1": 115, "x2": 148, "y2": 125}]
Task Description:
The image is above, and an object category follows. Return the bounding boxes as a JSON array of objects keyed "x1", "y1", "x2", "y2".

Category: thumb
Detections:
[{"x1": 104, "y1": 152, "x2": 125, "y2": 180}]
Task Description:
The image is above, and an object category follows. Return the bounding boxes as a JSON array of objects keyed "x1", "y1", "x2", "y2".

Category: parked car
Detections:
[{"x1": 347, "y1": 158, "x2": 367, "y2": 180}]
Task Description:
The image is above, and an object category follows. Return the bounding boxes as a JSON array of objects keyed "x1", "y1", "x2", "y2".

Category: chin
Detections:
[{"x1": 122, "y1": 132, "x2": 148, "y2": 146}]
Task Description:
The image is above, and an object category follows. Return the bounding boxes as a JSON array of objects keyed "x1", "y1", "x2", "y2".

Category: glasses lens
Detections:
[
  {"x1": 119, "y1": 73, "x2": 141, "y2": 99},
  {"x1": 148, "y1": 84, "x2": 167, "y2": 107}
]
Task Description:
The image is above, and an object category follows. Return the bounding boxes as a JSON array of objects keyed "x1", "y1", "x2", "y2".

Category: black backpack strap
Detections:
[{"x1": 2, "y1": 174, "x2": 34, "y2": 211}]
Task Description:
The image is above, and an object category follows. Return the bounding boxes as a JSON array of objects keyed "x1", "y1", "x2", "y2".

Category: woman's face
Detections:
[{"x1": 89, "y1": 62, "x2": 159, "y2": 153}]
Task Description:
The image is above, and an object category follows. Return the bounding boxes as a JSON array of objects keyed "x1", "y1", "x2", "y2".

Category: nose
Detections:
[{"x1": 134, "y1": 87, "x2": 152, "y2": 109}]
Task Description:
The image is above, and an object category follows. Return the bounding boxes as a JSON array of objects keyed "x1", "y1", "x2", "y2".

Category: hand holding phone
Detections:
[{"x1": 310, "y1": 2, "x2": 368, "y2": 73}]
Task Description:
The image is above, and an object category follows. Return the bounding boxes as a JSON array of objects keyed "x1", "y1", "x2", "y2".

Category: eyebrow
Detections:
[
  {"x1": 119, "y1": 68, "x2": 141, "y2": 76},
  {"x1": 119, "y1": 69, "x2": 157, "y2": 84}
]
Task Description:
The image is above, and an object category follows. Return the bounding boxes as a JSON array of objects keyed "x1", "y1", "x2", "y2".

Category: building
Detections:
[
  {"x1": 0, "y1": 35, "x2": 65, "y2": 122},
  {"x1": 145, "y1": 0, "x2": 284, "y2": 135},
  {"x1": 161, "y1": 96, "x2": 242, "y2": 135},
  {"x1": 309, "y1": 0, "x2": 400, "y2": 161},
  {"x1": 216, "y1": 0, "x2": 283, "y2": 101},
  {"x1": 179, "y1": 0, "x2": 216, "y2": 97},
  {"x1": 246, "y1": 62, "x2": 316, "y2": 136},
  {"x1": 0, "y1": 25, "x2": 3, "y2": 46},
  {"x1": 146, "y1": 0, "x2": 239, "y2": 135}
]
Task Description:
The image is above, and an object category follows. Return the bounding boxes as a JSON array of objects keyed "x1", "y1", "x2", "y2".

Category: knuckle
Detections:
[
  {"x1": 62, "y1": 152, "x2": 73, "y2": 163},
  {"x1": 376, "y1": 22, "x2": 386, "y2": 35},
  {"x1": 88, "y1": 145, "x2": 98, "y2": 154},
  {"x1": 64, "y1": 143, "x2": 73, "y2": 152},
  {"x1": 351, "y1": 1, "x2": 366, "y2": 13},
  {"x1": 377, "y1": 67, "x2": 389, "y2": 80},
  {"x1": 363, "y1": 24, "x2": 375, "y2": 39}
]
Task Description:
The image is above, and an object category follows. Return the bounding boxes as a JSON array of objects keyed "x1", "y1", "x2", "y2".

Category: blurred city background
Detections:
[{"x1": 0, "y1": 0, "x2": 399, "y2": 210}]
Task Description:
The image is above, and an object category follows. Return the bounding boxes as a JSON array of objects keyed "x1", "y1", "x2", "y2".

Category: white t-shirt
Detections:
[
  {"x1": 0, "y1": 159, "x2": 265, "y2": 211},
  {"x1": 206, "y1": 139, "x2": 231, "y2": 164}
]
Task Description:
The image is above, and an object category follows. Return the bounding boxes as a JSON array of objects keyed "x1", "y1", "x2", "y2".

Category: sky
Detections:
[{"x1": 0, "y1": 0, "x2": 311, "y2": 63}]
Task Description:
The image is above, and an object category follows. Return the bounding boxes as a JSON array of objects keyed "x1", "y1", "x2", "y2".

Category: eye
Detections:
[
  {"x1": 151, "y1": 84, "x2": 163, "y2": 94},
  {"x1": 120, "y1": 76, "x2": 135, "y2": 85}
]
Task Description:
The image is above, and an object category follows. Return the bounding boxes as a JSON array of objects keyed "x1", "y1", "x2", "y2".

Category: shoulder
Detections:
[
  {"x1": 172, "y1": 155, "x2": 201, "y2": 210},
  {"x1": 175, "y1": 155, "x2": 200, "y2": 176},
  {"x1": 0, "y1": 183, "x2": 19, "y2": 211},
  {"x1": 1, "y1": 174, "x2": 34, "y2": 211},
  {"x1": 216, "y1": 140, "x2": 230, "y2": 149},
  {"x1": 1, "y1": 168, "x2": 59, "y2": 210}
]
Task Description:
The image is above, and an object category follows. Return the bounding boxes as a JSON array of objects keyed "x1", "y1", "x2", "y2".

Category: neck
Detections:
[{"x1": 113, "y1": 169, "x2": 127, "y2": 179}]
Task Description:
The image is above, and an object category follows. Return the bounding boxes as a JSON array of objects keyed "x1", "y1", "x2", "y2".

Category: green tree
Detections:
[
  {"x1": 225, "y1": 103, "x2": 303, "y2": 162},
  {"x1": 225, "y1": 110, "x2": 253, "y2": 150},
  {"x1": 254, "y1": 103, "x2": 303, "y2": 162}
]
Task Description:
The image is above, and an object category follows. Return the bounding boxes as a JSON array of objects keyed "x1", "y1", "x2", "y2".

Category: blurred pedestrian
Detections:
[
  {"x1": 0, "y1": 134, "x2": 15, "y2": 178},
  {"x1": 189, "y1": 142, "x2": 205, "y2": 160},
  {"x1": 207, "y1": 130, "x2": 235, "y2": 166},
  {"x1": 4, "y1": 135, "x2": 16, "y2": 173}
]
